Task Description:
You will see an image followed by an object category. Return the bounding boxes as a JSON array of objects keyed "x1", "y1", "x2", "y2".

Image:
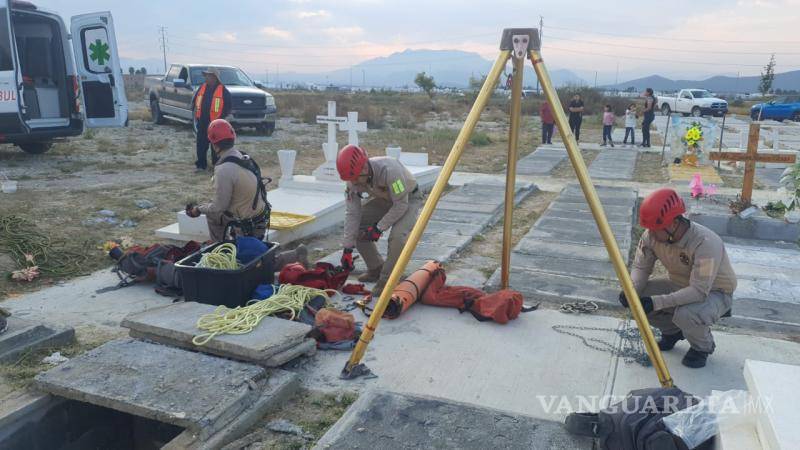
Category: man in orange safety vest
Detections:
[{"x1": 192, "y1": 67, "x2": 231, "y2": 171}]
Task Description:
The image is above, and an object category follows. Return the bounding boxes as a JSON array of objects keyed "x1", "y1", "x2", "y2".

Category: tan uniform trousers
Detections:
[
  {"x1": 356, "y1": 190, "x2": 424, "y2": 294},
  {"x1": 643, "y1": 278, "x2": 733, "y2": 353}
]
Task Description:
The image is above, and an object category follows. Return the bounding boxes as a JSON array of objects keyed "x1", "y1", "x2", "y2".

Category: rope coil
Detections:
[
  {"x1": 196, "y1": 243, "x2": 241, "y2": 270},
  {"x1": 192, "y1": 284, "x2": 332, "y2": 345}
]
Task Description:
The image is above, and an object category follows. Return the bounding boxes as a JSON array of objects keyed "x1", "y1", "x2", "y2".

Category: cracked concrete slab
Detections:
[{"x1": 121, "y1": 302, "x2": 315, "y2": 367}]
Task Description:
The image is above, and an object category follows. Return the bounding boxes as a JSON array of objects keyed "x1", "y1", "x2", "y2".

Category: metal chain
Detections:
[
  {"x1": 559, "y1": 301, "x2": 599, "y2": 314},
  {"x1": 552, "y1": 319, "x2": 661, "y2": 367}
]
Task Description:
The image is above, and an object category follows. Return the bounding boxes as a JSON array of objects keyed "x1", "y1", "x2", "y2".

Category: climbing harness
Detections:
[
  {"x1": 196, "y1": 243, "x2": 241, "y2": 270},
  {"x1": 192, "y1": 284, "x2": 332, "y2": 345},
  {"x1": 552, "y1": 319, "x2": 661, "y2": 367},
  {"x1": 559, "y1": 301, "x2": 599, "y2": 314}
]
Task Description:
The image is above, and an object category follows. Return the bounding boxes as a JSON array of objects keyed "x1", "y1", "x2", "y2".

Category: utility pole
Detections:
[
  {"x1": 158, "y1": 26, "x2": 168, "y2": 74},
  {"x1": 350, "y1": 67, "x2": 353, "y2": 91},
  {"x1": 277, "y1": 64, "x2": 280, "y2": 89},
  {"x1": 536, "y1": 16, "x2": 543, "y2": 95},
  {"x1": 362, "y1": 69, "x2": 365, "y2": 87},
  {"x1": 594, "y1": 71, "x2": 598, "y2": 88},
  {"x1": 615, "y1": 62, "x2": 619, "y2": 87},
  {"x1": 265, "y1": 68, "x2": 269, "y2": 85}
]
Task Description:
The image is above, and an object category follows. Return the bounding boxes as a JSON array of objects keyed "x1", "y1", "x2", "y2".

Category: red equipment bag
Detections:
[
  {"x1": 422, "y1": 285, "x2": 484, "y2": 309},
  {"x1": 278, "y1": 262, "x2": 350, "y2": 290},
  {"x1": 314, "y1": 308, "x2": 356, "y2": 343},
  {"x1": 462, "y1": 289, "x2": 525, "y2": 324}
]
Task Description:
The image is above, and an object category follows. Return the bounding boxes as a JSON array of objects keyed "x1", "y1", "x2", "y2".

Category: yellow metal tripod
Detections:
[{"x1": 341, "y1": 28, "x2": 673, "y2": 388}]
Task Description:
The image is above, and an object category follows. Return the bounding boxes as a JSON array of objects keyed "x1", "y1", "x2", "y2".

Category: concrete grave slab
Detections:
[
  {"x1": 543, "y1": 207, "x2": 633, "y2": 224},
  {"x1": 517, "y1": 147, "x2": 567, "y2": 175},
  {"x1": 588, "y1": 148, "x2": 638, "y2": 180},
  {"x1": 515, "y1": 238, "x2": 617, "y2": 261},
  {"x1": 547, "y1": 200, "x2": 635, "y2": 217},
  {"x1": 121, "y1": 302, "x2": 315, "y2": 367},
  {"x1": 314, "y1": 390, "x2": 593, "y2": 450},
  {"x1": 488, "y1": 269, "x2": 620, "y2": 305},
  {"x1": 744, "y1": 360, "x2": 800, "y2": 450},
  {"x1": 0, "y1": 317, "x2": 75, "y2": 364},
  {"x1": 510, "y1": 253, "x2": 619, "y2": 282},
  {"x1": 34, "y1": 339, "x2": 297, "y2": 441}
]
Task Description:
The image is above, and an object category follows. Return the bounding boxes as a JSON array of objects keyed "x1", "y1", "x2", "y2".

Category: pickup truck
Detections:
[
  {"x1": 658, "y1": 89, "x2": 728, "y2": 117},
  {"x1": 147, "y1": 64, "x2": 277, "y2": 135},
  {"x1": 751, "y1": 96, "x2": 800, "y2": 121}
]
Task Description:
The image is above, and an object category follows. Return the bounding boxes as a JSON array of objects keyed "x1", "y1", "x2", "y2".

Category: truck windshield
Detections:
[
  {"x1": 689, "y1": 90, "x2": 712, "y2": 98},
  {"x1": 190, "y1": 67, "x2": 253, "y2": 87}
]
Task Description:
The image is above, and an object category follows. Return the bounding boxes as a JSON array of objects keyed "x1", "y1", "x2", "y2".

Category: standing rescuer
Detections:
[
  {"x1": 186, "y1": 119, "x2": 269, "y2": 242},
  {"x1": 621, "y1": 188, "x2": 737, "y2": 368},
  {"x1": 192, "y1": 68, "x2": 232, "y2": 171},
  {"x1": 337, "y1": 145, "x2": 422, "y2": 296}
]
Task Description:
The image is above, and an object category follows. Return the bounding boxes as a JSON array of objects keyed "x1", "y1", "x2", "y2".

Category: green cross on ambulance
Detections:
[{"x1": 0, "y1": 1, "x2": 127, "y2": 154}]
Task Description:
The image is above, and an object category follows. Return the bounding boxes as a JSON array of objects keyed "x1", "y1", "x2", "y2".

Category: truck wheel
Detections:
[
  {"x1": 150, "y1": 98, "x2": 165, "y2": 124},
  {"x1": 19, "y1": 142, "x2": 52, "y2": 154},
  {"x1": 260, "y1": 122, "x2": 275, "y2": 136},
  {"x1": 691, "y1": 106, "x2": 702, "y2": 117},
  {"x1": 661, "y1": 104, "x2": 671, "y2": 115}
]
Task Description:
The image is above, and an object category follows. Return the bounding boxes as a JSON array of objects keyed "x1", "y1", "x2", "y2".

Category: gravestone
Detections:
[
  {"x1": 312, "y1": 101, "x2": 348, "y2": 182},
  {"x1": 0, "y1": 317, "x2": 75, "y2": 364},
  {"x1": 339, "y1": 111, "x2": 367, "y2": 146}
]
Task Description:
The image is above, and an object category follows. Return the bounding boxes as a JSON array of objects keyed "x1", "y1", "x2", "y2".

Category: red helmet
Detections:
[
  {"x1": 207, "y1": 119, "x2": 236, "y2": 145},
  {"x1": 336, "y1": 145, "x2": 368, "y2": 181},
  {"x1": 278, "y1": 263, "x2": 306, "y2": 285},
  {"x1": 640, "y1": 188, "x2": 686, "y2": 230}
]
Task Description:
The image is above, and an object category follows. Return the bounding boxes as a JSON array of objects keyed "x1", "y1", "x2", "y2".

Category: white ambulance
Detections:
[{"x1": 0, "y1": 0, "x2": 127, "y2": 154}]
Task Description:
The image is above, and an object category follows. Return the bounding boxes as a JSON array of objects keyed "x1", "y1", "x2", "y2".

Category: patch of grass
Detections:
[
  {"x1": 222, "y1": 389, "x2": 357, "y2": 450},
  {"x1": 0, "y1": 336, "x2": 108, "y2": 390},
  {"x1": 469, "y1": 131, "x2": 493, "y2": 146}
]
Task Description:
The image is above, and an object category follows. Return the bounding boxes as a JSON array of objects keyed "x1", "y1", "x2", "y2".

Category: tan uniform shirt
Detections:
[
  {"x1": 343, "y1": 157, "x2": 417, "y2": 248},
  {"x1": 631, "y1": 222, "x2": 737, "y2": 311},
  {"x1": 198, "y1": 148, "x2": 266, "y2": 219}
]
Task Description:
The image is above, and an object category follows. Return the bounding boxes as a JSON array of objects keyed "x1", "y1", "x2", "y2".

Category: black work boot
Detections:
[
  {"x1": 682, "y1": 349, "x2": 709, "y2": 368},
  {"x1": 657, "y1": 331, "x2": 685, "y2": 351}
]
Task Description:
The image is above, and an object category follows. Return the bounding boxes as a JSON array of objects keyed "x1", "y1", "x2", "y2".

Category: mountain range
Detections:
[
  {"x1": 277, "y1": 49, "x2": 584, "y2": 88},
  {"x1": 602, "y1": 70, "x2": 800, "y2": 94}
]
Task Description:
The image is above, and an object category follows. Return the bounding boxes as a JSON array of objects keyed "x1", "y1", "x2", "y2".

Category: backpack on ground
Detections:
[
  {"x1": 278, "y1": 262, "x2": 350, "y2": 291},
  {"x1": 565, "y1": 387, "x2": 712, "y2": 450},
  {"x1": 109, "y1": 242, "x2": 201, "y2": 295},
  {"x1": 461, "y1": 289, "x2": 526, "y2": 324}
]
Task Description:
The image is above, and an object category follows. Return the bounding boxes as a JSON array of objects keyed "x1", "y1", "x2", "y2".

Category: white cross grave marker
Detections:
[
  {"x1": 339, "y1": 111, "x2": 368, "y2": 146},
  {"x1": 316, "y1": 101, "x2": 347, "y2": 163}
]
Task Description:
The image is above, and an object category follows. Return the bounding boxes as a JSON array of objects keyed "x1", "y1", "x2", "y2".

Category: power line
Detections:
[
  {"x1": 546, "y1": 24, "x2": 800, "y2": 45},
  {"x1": 165, "y1": 30, "x2": 498, "y2": 50},
  {"x1": 545, "y1": 34, "x2": 800, "y2": 56},
  {"x1": 544, "y1": 45, "x2": 780, "y2": 68}
]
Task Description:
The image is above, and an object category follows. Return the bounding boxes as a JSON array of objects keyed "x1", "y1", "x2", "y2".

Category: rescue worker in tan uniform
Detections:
[
  {"x1": 337, "y1": 144, "x2": 423, "y2": 296},
  {"x1": 186, "y1": 119, "x2": 269, "y2": 242},
  {"x1": 620, "y1": 188, "x2": 737, "y2": 368}
]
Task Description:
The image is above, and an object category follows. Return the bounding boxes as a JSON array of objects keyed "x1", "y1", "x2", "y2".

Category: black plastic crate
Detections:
[{"x1": 176, "y1": 241, "x2": 279, "y2": 308}]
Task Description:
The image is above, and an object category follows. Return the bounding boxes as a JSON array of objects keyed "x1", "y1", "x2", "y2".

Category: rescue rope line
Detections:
[
  {"x1": 0, "y1": 215, "x2": 89, "y2": 277},
  {"x1": 196, "y1": 243, "x2": 241, "y2": 270},
  {"x1": 192, "y1": 284, "x2": 331, "y2": 346}
]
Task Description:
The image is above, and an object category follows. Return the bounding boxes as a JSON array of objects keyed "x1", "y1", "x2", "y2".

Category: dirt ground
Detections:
[
  {"x1": 0, "y1": 91, "x2": 605, "y2": 299},
  {"x1": 633, "y1": 152, "x2": 669, "y2": 184}
]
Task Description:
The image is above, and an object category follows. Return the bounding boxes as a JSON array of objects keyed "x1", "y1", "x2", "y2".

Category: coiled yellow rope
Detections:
[
  {"x1": 196, "y1": 243, "x2": 241, "y2": 270},
  {"x1": 192, "y1": 284, "x2": 331, "y2": 346}
]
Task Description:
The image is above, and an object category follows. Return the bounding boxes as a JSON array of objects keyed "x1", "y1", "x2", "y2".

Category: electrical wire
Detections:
[
  {"x1": 544, "y1": 34, "x2": 800, "y2": 56},
  {"x1": 192, "y1": 284, "x2": 331, "y2": 345},
  {"x1": 546, "y1": 24, "x2": 800, "y2": 45}
]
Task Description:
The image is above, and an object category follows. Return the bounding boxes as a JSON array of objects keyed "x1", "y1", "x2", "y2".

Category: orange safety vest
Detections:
[{"x1": 194, "y1": 83, "x2": 225, "y2": 121}]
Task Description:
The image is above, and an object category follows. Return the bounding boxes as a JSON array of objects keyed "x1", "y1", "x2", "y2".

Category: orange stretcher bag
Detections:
[{"x1": 383, "y1": 260, "x2": 444, "y2": 319}]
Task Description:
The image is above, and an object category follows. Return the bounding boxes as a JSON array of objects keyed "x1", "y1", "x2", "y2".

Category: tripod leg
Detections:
[
  {"x1": 501, "y1": 55, "x2": 524, "y2": 289},
  {"x1": 529, "y1": 48, "x2": 673, "y2": 388},
  {"x1": 342, "y1": 50, "x2": 512, "y2": 378}
]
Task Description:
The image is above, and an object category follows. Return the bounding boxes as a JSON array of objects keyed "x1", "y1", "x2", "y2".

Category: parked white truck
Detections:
[{"x1": 659, "y1": 89, "x2": 728, "y2": 117}]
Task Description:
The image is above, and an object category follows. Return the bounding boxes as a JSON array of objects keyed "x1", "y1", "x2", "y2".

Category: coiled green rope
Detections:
[
  {"x1": 192, "y1": 284, "x2": 332, "y2": 346},
  {"x1": 196, "y1": 243, "x2": 241, "y2": 270},
  {"x1": 0, "y1": 215, "x2": 88, "y2": 277}
]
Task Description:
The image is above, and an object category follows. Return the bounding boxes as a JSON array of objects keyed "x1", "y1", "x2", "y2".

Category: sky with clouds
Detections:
[{"x1": 36, "y1": 0, "x2": 800, "y2": 82}]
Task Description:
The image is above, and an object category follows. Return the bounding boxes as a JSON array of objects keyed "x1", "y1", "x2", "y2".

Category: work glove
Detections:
[
  {"x1": 619, "y1": 291, "x2": 654, "y2": 314},
  {"x1": 341, "y1": 248, "x2": 355, "y2": 271},
  {"x1": 360, "y1": 224, "x2": 383, "y2": 242},
  {"x1": 185, "y1": 204, "x2": 201, "y2": 218}
]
